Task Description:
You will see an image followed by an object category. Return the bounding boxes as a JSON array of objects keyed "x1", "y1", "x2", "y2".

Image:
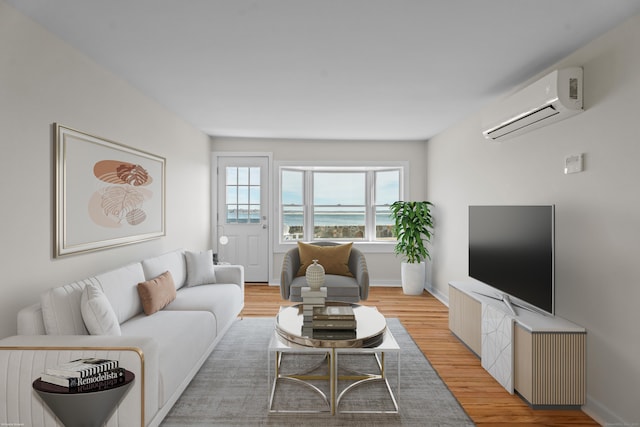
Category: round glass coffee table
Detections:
[
  {"x1": 275, "y1": 303, "x2": 387, "y2": 348},
  {"x1": 269, "y1": 303, "x2": 400, "y2": 415}
]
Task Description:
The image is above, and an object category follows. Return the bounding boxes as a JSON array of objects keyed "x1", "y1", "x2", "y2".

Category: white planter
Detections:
[{"x1": 401, "y1": 262, "x2": 426, "y2": 295}]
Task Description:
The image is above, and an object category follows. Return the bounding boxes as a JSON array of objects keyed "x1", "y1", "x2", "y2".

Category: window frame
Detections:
[{"x1": 274, "y1": 161, "x2": 409, "y2": 253}]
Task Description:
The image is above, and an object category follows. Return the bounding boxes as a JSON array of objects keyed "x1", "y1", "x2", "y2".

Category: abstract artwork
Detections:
[{"x1": 55, "y1": 124, "x2": 165, "y2": 257}]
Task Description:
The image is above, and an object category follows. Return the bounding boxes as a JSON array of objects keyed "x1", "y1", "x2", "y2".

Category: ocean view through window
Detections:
[
  {"x1": 225, "y1": 166, "x2": 261, "y2": 223},
  {"x1": 279, "y1": 165, "x2": 403, "y2": 243}
]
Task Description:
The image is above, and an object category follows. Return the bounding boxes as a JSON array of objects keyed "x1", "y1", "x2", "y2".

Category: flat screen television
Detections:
[{"x1": 468, "y1": 205, "x2": 555, "y2": 315}]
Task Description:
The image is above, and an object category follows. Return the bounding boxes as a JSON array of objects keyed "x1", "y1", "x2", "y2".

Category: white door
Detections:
[{"x1": 216, "y1": 155, "x2": 269, "y2": 282}]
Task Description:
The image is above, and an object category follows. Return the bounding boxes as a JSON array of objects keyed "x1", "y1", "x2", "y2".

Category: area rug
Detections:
[{"x1": 161, "y1": 317, "x2": 474, "y2": 426}]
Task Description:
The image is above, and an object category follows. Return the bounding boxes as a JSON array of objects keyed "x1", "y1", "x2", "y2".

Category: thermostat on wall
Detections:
[{"x1": 564, "y1": 153, "x2": 583, "y2": 174}]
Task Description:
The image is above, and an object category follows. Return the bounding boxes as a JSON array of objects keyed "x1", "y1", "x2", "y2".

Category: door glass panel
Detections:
[
  {"x1": 237, "y1": 204, "x2": 249, "y2": 223},
  {"x1": 226, "y1": 205, "x2": 237, "y2": 223},
  {"x1": 250, "y1": 167, "x2": 260, "y2": 185},
  {"x1": 238, "y1": 186, "x2": 249, "y2": 204},
  {"x1": 226, "y1": 186, "x2": 237, "y2": 204},
  {"x1": 238, "y1": 167, "x2": 249, "y2": 185},
  {"x1": 250, "y1": 186, "x2": 260, "y2": 202},
  {"x1": 226, "y1": 168, "x2": 237, "y2": 185},
  {"x1": 249, "y1": 205, "x2": 260, "y2": 223},
  {"x1": 225, "y1": 166, "x2": 262, "y2": 224}
]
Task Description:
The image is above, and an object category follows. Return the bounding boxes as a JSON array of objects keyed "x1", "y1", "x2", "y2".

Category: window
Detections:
[
  {"x1": 225, "y1": 166, "x2": 261, "y2": 223},
  {"x1": 279, "y1": 165, "x2": 403, "y2": 243},
  {"x1": 281, "y1": 169, "x2": 304, "y2": 239},
  {"x1": 375, "y1": 169, "x2": 400, "y2": 239}
]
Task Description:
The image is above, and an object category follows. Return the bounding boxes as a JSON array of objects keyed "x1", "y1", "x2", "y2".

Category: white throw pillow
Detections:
[
  {"x1": 80, "y1": 283, "x2": 122, "y2": 336},
  {"x1": 185, "y1": 249, "x2": 217, "y2": 286},
  {"x1": 41, "y1": 282, "x2": 89, "y2": 335}
]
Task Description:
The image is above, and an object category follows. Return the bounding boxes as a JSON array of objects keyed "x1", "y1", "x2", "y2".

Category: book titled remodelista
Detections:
[
  {"x1": 45, "y1": 358, "x2": 119, "y2": 378},
  {"x1": 40, "y1": 367, "x2": 126, "y2": 389}
]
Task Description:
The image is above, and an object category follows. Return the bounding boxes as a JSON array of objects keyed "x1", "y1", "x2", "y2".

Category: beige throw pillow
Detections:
[
  {"x1": 137, "y1": 271, "x2": 177, "y2": 315},
  {"x1": 296, "y1": 242, "x2": 353, "y2": 277}
]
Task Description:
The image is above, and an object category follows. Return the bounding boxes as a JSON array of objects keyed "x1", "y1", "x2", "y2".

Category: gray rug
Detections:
[{"x1": 161, "y1": 317, "x2": 474, "y2": 426}]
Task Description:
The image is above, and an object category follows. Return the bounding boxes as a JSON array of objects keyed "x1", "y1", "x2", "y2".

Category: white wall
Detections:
[
  {"x1": 0, "y1": 1, "x2": 212, "y2": 339},
  {"x1": 426, "y1": 14, "x2": 640, "y2": 425},
  {"x1": 211, "y1": 137, "x2": 428, "y2": 285}
]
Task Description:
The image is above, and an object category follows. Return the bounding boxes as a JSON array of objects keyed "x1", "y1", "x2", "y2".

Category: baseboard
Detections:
[
  {"x1": 426, "y1": 284, "x2": 449, "y2": 307},
  {"x1": 372, "y1": 281, "x2": 402, "y2": 287},
  {"x1": 582, "y1": 394, "x2": 628, "y2": 426}
]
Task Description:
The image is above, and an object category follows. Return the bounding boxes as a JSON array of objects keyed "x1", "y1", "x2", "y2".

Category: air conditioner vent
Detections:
[
  {"x1": 485, "y1": 105, "x2": 559, "y2": 140},
  {"x1": 482, "y1": 68, "x2": 583, "y2": 141}
]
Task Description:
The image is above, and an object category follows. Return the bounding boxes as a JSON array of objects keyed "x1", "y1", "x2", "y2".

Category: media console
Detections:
[{"x1": 448, "y1": 280, "x2": 586, "y2": 407}]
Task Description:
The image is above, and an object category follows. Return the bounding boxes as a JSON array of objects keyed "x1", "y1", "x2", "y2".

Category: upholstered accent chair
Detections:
[{"x1": 280, "y1": 241, "x2": 369, "y2": 303}]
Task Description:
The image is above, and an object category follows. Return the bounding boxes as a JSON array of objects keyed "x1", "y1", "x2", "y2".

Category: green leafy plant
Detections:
[{"x1": 390, "y1": 201, "x2": 434, "y2": 264}]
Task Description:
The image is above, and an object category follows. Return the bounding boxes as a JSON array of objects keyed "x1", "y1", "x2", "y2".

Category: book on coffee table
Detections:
[
  {"x1": 312, "y1": 329, "x2": 357, "y2": 340},
  {"x1": 312, "y1": 319, "x2": 357, "y2": 329},
  {"x1": 312, "y1": 305, "x2": 355, "y2": 321}
]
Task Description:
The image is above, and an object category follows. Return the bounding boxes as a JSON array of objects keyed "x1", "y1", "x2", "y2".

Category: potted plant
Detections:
[{"x1": 390, "y1": 201, "x2": 434, "y2": 295}]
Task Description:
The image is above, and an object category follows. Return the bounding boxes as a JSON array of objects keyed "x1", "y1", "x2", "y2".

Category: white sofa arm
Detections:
[
  {"x1": 0, "y1": 335, "x2": 159, "y2": 427},
  {"x1": 213, "y1": 264, "x2": 245, "y2": 294}
]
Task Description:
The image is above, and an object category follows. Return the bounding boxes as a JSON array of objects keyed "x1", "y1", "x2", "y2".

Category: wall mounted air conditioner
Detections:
[{"x1": 482, "y1": 67, "x2": 583, "y2": 141}]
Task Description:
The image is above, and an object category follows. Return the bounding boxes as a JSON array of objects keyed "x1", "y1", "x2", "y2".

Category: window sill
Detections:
[{"x1": 274, "y1": 240, "x2": 396, "y2": 254}]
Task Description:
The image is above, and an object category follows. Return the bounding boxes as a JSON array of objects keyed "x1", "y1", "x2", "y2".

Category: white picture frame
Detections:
[{"x1": 55, "y1": 123, "x2": 166, "y2": 257}]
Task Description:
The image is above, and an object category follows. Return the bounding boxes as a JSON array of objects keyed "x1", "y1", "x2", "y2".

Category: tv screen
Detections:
[{"x1": 469, "y1": 205, "x2": 554, "y2": 315}]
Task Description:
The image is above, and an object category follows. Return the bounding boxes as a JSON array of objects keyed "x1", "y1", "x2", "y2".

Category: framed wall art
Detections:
[{"x1": 55, "y1": 123, "x2": 166, "y2": 257}]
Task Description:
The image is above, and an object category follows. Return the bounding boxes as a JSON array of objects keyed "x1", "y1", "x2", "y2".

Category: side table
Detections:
[{"x1": 32, "y1": 370, "x2": 135, "y2": 427}]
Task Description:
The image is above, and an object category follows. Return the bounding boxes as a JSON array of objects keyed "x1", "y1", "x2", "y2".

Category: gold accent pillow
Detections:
[
  {"x1": 296, "y1": 242, "x2": 353, "y2": 277},
  {"x1": 137, "y1": 271, "x2": 177, "y2": 315}
]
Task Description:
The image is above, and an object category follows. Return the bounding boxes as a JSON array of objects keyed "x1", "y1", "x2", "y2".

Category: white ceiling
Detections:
[{"x1": 8, "y1": 0, "x2": 640, "y2": 140}]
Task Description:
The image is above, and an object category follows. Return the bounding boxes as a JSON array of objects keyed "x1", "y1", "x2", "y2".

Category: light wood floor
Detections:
[{"x1": 242, "y1": 284, "x2": 599, "y2": 426}]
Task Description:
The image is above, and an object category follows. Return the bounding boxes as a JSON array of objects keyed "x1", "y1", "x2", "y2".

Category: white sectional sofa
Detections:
[{"x1": 0, "y1": 248, "x2": 244, "y2": 427}]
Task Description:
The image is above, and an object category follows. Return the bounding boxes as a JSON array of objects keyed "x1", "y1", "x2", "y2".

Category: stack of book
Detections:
[
  {"x1": 301, "y1": 286, "x2": 327, "y2": 336},
  {"x1": 40, "y1": 358, "x2": 125, "y2": 392},
  {"x1": 312, "y1": 305, "x2": 357, "y2": 339}
]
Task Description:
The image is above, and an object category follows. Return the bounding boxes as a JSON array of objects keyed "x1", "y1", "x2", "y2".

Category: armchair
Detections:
[{"x1": 281, "y1": 242, "x2": 369, "y2": 303}]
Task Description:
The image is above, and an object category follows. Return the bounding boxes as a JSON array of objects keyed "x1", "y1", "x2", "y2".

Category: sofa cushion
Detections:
[
  {"x1": 120, "y1": 310, "x2": 216, "y2": 407},
  {"x1": 296, "y1": 242, "x2": 354, "y2": 277},
  {"x1": 95, "y1": 262, "x2": 146, "y2": 324},
  {"x1": 141, "y1": 249, "x2": 188, "y2": 290},
  {"x1": 41, "y1": 279, "x2": 94, "y2": 335},
  {"x1": 185, "y1": 250, "x2": 216, "y2": 286},
  {"x1": 80, "y1": 283, "x2": 121, "y2": 335},
  {"x1": 137, "y1": 271, "x2": 177, "y2": 315},
  {"x1": 164, "y1": 284, "x2": 242, "y2": 334}
]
